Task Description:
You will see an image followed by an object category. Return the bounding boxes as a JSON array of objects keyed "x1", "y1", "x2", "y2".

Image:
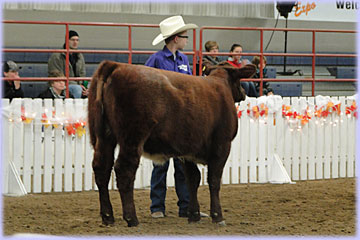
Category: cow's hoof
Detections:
[
  {"x1": 125, "y1": 218, "x2": 139, "y2": 227},
  {"x1": 101, "y1": 214, "x2": 115, "y2": 226},
  {"x1": 187, "y1": 212, "x2": 201, "y2": 223},
  {"x1": 217, "y1": 220, "x2": 226, "y2": 226},
  {"x1": 188, "y1": 218, "x2": 201, "y2": 224}
]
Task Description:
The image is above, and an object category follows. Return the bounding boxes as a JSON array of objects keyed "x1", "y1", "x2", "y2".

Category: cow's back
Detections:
[{"x1": 91, "y1": 62, "x2": 238, "y2": 162}]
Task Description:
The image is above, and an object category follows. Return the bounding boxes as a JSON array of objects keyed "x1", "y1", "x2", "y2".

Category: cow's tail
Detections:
[{"x1": 88, "y1": 60, "x2": 119, "y2": 147}]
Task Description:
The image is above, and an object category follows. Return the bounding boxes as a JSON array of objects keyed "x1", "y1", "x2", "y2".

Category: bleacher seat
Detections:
[
  {"x1": 3, "y1": 47, "x2": 356, "y2": 67},
  {"x1": 269, "y1": 82, "x2": 302, "y2": 97},
  {"x1": 2, "y1": 47, "x2": 353, "y2": 98},
  {"x1": 86, "y1": 64, "x2": 99, "y2": 77},
  {"x1": 266, "y1": 67, "x2": 276, "y2": 79},
  {"x1": 327, "y1": 66, "x2": 356, "y2": 79},
  {"x1": 17, "y1": 63, "x2": 99, "y2": 78},
  {"x1": 19, "y1": 63, "x2": 48, "y2": 77},
  {"x1": 21, "y1": 82, "x2": 49, "y2": 98},
  {"x1": 337, "y1": 57, "x2": 356, "y2": 66},
  {"x1": 336, "y1": 67, "x2": 356, "y2": 79}
]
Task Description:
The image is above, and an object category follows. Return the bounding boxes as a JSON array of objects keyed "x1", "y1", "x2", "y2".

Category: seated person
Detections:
[
  {"x1": 201, "y1": 40, "x2": 221, "y2": 75},
  {"x1": 252, "y1": 56, "x2": 273, "y2": 96},
  {"x1": 2, "y1": 60, "x2": 24, "y2": 100},
  {"x1": 48, "y1": 30, "x2": 87, "y2": 98},
  {"x1": 37, "y1": 70, "x2": 74, "y2": 99},
  {"x1": 227, "y1": 44, "x2": 257, "y2": 97}
]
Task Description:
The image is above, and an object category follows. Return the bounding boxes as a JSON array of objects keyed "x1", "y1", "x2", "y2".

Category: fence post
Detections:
[
  {"x1": 307, "y1": 97, "x2": 316, "y2": 180},
  {"x1": 331, "y1": 96, "x2": 340, "y2": 178},
  {"x1": 346, "y1": 97, "x2": 355, "y2": 177},
  {"x1": 23, "y1": 98, "x2": 33, "y2": 192},
  {"x1": 283, "y1": 97, "x2": 292, "y2": 179},
  {"x1": 291, "y1": 97, "x2": 300, "y2": 181},
  {"x1": 2, "y1": 99, "x2": 10, "y2": 194},
  {"x1": 258, "y1": 100, "x2": 267, "y2": 183},
  {"x1": 74, "y1": 99, "x2": 85, "y2": 191},
  {"x1": 315, "y1": 97, "x2": 324, "y2": 180},
  {"x1": 11, "y1": 98, "x2": 23, "y2": 175},
  {"x1": 83, "y1": 99, "x2": 93, "y2": 191},
  {"x1": 54, "y1": 99, "x2": 65, "y2": 192},
  {"x1": 248, "y1": 98, "x2": 258, "y2": 183},
  {"x1": 239, "y1": 100, "x2": 249, "y2": 183},
  {"x1": 33, "y1": 99, "x2": 43, "y2": 193},
  {"x1": 43, "y1": 99, "x2": 53, "y2": 192},
  {"x1": 339, "y1": 96, "x2": 347, "y2": 177},
  {"x1": 64, "y1": 98, "x2": 74, "y2": 192}
]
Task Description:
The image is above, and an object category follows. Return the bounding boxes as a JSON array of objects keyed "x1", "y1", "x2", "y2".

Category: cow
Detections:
[{"x1": 87, "y1": 60, "x2": 256, "y2": 227}]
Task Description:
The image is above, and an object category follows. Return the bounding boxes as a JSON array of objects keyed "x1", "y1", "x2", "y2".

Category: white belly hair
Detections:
[
  {"x1": 142, "y1": 152, "x2": 207, "y2": 165},
  {"x1": 142, "y1": 152, "x2": 168, "y2": 165}
]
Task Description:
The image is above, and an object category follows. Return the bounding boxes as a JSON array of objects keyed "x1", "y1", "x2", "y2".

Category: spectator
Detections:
[
  {"x1": 48, "y1": 30, "x2": 87, "y2": 98},
  {"x1": 37, "y1": 70, "x2": 74, "y2": 99},
  {"x1": 227, "y1": 44, "x2": 258, "y2": 97},
  {"x1": 201, "y1": 40, "x2": 221, "y2": 75},
  {"x1": 145, "y1": 15, "x2": 208, "y2": 219},
  {"x1": 252, "y1": 55, "x2": 273, "y2": 96},
  {"x1": 2, "y1": 60, "x2": 24, "y2": 100}
]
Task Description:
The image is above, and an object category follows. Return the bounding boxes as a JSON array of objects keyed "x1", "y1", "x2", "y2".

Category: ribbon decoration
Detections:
[
  {"x1": 21, "y1": 106, "x2": 35, "y2": 124},
  {"x1": 17, "y1": 105, "x2": 87, "y2": 138},
  {"x1": 236, "y1": 95, "x2": 356, "y2": 131},
  {"x1": 281, "y1": 104, "x2": 311, "y2": 129},
  {"x1": 236, "y1": 105, "x2": 243, "y2": 118},
  {"x1": 11, "y1": 95, "x2": 358, "y2": 136},
  {"x1": 345, "y1": 101, "x2": 357, "y2": 118},
  {"x1": 65, "y1": 120, "x2": 86, "y2": 138},
  {"x1": 314, "y1": 102, "x2": 341, "y2": 118}
]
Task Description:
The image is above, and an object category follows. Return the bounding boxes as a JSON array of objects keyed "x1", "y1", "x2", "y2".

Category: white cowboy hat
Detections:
[{"x1": 152, "y1": 15, "x2": 198, "y2": 46}]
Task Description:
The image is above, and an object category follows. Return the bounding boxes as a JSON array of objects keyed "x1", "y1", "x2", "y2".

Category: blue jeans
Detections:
[
  {"x1": 150, "y1": 158, "x2": 189, "y2": 215},
  {"x1": 241, "y1": 81, "x2": 258, "y2": 97},
  {"x1": 69, "y1": 84, "x2": 82, "y2": 98}
]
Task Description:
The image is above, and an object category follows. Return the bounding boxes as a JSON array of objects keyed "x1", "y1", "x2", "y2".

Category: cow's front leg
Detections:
[
  {"x1": 114, "y1": 146, "x2": 141, "y2": 227},
  {"x1": 207, "y1": 143, "x2": 231, "y2": 226},
  {"x1": 182, "y1": 160, "x2": 201, "y2": 223},
  {"x1": 92, "y1": 139, "x2": 117, "y2": 226},
  {"x1": 208, "y1": 168, "x2": 225, "y2": 225}
]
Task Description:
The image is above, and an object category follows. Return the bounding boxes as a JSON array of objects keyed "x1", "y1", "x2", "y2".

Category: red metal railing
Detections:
[
  {"x1": 2, "y1": 21, "x2": 357, "y2": 97},
  {"x1": 199, "y1": 26, "x2": 356, "y2": 96},
  {"x1": 2, "y1": 20, "x2": 197, "y2": 97}
]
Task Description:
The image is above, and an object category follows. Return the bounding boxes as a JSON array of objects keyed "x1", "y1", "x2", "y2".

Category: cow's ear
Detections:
[
  {"x1": 204, "y1": 65, "x2": 217, "y2": 75},
  {"x1": 237, "y1": 64, "x2": 257, "y2": 79}
]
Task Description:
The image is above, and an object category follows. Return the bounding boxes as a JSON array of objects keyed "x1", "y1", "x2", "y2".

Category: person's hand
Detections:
[
  {"x1": 13, "y1": 80, "x2": 21, "y2": 89},
  {"x1": 81, "y1": 84, "x2": 89, "y2": 96},
  {"x1": 241, "y1": 59, "x2": 251, "y2": 66}
]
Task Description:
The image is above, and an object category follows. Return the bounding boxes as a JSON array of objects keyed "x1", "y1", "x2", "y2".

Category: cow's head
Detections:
[{"x1": 207, "y1": 62, "x2": 256, "y2": 102}]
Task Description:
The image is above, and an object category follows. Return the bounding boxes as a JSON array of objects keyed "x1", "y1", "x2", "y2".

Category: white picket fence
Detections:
[{"x1": 1, "y1": 96, "x2": 357, "y2": 194}]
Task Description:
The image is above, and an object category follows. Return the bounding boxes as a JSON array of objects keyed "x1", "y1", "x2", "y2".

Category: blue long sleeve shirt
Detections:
[{"x1": 145, "y1": 46, "x2": 192, "y2": 75}]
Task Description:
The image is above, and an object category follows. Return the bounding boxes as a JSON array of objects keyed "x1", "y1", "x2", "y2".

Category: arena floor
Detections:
[{"x1": 3, "y1": 178, "x2": 356, "y2": 236}]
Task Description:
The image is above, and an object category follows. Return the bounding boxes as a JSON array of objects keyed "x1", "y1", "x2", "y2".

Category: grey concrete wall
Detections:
[{"x1": 2, "y1": 9, "x2": 357, "y2": 53}]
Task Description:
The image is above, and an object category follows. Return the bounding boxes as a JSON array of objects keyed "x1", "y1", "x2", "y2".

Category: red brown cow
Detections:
[{"x1": 88, "y1": 60, "x2": 256, "y2": 227}]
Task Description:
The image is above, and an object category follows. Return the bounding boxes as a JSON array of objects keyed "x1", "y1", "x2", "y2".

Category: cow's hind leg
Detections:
[
  {"x1": 207, "y1": 142, "x2": 231, "y2": 226},
  {"x1": 114, "y1": 145, "x2": 142, "y2": 227},
  {"x1": 182, "y1": 160, "x2": 201, "y2": 223},
  {"x1": 92, "y1": 137, "x2": 117, "y2": 226}
]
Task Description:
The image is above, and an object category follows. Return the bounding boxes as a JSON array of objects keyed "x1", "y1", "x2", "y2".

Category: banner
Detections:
[{"x1": 278, "y1": 1, "x2": 358, "y2": 22}]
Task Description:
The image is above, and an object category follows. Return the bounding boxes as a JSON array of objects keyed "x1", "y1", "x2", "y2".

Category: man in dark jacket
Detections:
[
  {"x1": 48, "y1": 30, "x2": 87, "y2": 98},
  {"x1": 2, "y1": 60, "x2": 24, "y2": 100}
]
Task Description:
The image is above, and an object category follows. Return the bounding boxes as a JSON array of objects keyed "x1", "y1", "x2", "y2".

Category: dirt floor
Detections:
[{"x1": 3, "y1": 178, "x2": 356, "y2": 236}]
